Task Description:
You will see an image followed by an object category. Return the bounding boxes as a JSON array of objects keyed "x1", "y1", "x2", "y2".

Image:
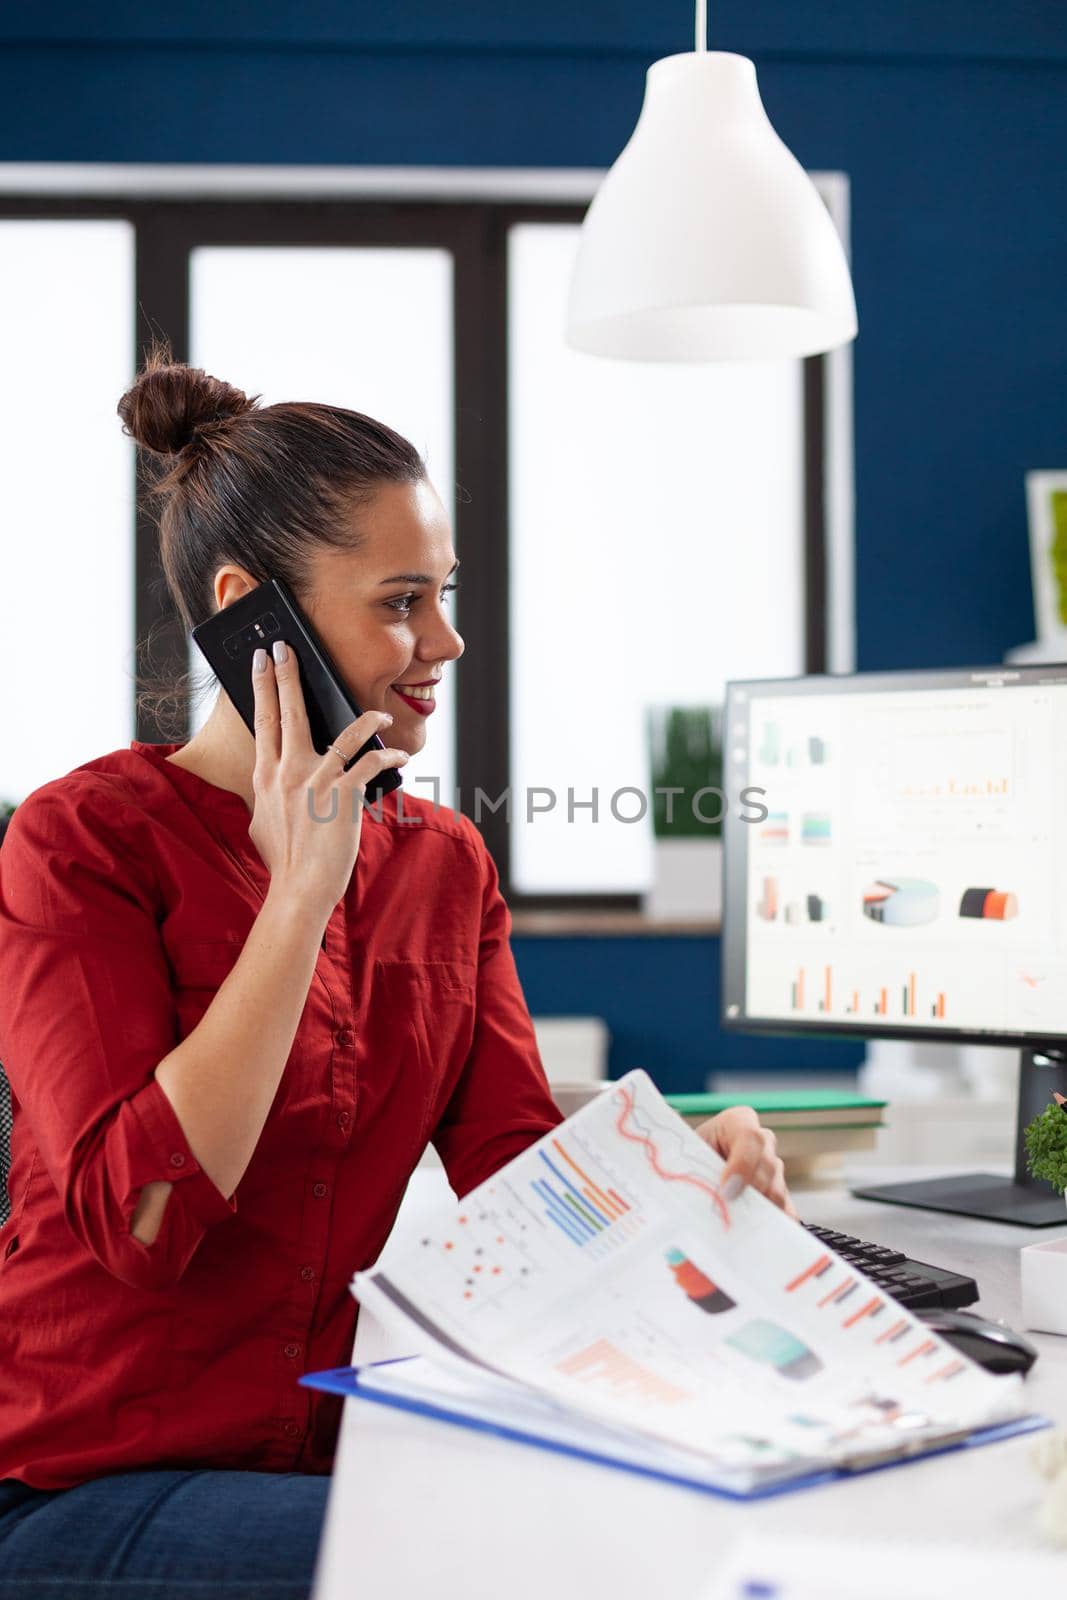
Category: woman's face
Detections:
[{"x1": 301, "y1": 478, "x2": 464, "y2": 755}]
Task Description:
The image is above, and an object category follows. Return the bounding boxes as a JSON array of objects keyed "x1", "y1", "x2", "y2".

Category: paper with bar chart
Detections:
[
  {"x1": 349, "y1": 1071, "x2": 1031, "y2": 1493},
  {"x1": 733, "y1": 679, "x2": 1067, "y2": 1036}
]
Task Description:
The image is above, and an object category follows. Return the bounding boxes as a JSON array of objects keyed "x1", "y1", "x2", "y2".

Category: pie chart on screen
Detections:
[
  {"x1": 861, "y1": 878, "x2": 940, "y2": 927},
  {"x1": 959, "y1": 887, "x2": 1019, "y2": 920}
]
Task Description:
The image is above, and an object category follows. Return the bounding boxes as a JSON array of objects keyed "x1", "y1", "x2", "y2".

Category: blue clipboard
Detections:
[{"x1": 300, "y1": 1360, "x2": 1050, "y2": 1503}]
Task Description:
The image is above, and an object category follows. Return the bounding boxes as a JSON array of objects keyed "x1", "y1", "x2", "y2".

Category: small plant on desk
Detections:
[{"x1": 1023, "y1": 1099, "x2": 1067, "y2": 1197}]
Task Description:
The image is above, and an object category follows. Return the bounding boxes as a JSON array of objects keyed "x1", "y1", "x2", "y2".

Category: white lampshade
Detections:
[{"x1": 565, "y1": 52, "x2": 858, "y2": 362}]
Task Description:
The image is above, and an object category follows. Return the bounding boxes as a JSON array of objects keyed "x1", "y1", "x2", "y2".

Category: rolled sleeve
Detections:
[
  {"x1": 0, "y1": 778, "x2": 236, "y2": 1291},
  {"x1": 431, "y1": 819, "x2": 564, "y2": 1198},
  {"x1": 123, "y1": 1076, "x2": 236, "y2": 1230}
]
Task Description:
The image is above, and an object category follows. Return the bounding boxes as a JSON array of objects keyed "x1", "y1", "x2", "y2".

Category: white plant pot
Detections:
[
  {"x1": 645, "y1": 837, "x2": 723, "y2": 923},
  {"x1": 1021, "y1": 1215, "x2": 1067, "y2": 1336}
]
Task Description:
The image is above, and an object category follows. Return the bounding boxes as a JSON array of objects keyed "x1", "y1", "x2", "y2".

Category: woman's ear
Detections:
[{"x1": 213, "y1": 566, "x2": 260, "y2": 612}]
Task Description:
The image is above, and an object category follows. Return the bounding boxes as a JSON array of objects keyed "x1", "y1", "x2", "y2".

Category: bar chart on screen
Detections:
[{"x1": 788, "y1": 963, "x2": 950, "y2": 1020}]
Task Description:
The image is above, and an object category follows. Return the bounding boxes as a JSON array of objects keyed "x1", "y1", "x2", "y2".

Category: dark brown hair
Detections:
[{"x1": 118, "y1": 340, "x2": 425, "y2": 736}]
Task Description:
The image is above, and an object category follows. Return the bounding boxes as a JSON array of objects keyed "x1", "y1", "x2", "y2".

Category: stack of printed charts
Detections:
[{"x1": 301, "y1": 1071, "x2": 1043, "y2": 1500}]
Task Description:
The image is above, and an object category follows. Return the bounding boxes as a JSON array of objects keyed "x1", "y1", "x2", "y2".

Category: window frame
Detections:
[{"x1": 0, "y1": 181, "x2": 842, "y2": 910}]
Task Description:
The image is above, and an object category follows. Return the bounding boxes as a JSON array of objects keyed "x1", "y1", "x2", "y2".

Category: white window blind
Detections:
[
  {"x1": 508, "y1": 222, "x2": 804, "y2": 893},
  {"x1": 189, "y1": 245, "x2": 456, "y2": 805},
  {"x1": 0, "y1": 219, "x2": 135, "y2": 806}
]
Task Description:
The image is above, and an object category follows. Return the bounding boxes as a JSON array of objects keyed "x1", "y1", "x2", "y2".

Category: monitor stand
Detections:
[{"x1": 851, "y1": 1048, "x2": 1067, "y2": 1226}]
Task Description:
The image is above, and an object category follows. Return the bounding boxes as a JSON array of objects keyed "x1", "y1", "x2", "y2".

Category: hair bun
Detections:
[{"x1": 117, "y1": 340, "x2": 258, "y2": 458}]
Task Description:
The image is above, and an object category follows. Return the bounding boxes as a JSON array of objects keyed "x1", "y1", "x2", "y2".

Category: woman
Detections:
[{"x1": 0, "y1": 349, "x2": 793, "y2": 1597}]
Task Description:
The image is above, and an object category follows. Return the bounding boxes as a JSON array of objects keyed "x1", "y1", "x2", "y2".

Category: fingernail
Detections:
[
  {"x1": 272, "y1": 639, "x2": 288, "y2": 665},
  {"x1": 253, "y1": 648, "x2": 267, "y2": 674},
  {"x1": 721, "y1": 1174, "x2": 744, "y2": 1202},
  {"x1": 381, "y1": 713, "x2": 393, "y2": 725}
]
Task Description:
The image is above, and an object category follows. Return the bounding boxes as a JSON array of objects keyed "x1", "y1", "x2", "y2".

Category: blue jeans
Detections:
[{"x1": 0, "y1": 1469, "x2": 330, "y2": 1599}]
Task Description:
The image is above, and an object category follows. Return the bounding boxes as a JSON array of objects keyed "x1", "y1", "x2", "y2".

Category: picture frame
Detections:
[{"x1": 1026, "y1": 471, "x2": 1067, "y2": 644}]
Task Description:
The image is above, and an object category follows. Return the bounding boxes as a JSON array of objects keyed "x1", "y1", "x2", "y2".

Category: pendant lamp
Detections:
[{"x1": 565, "y1": 2, "x2": 858, "y2": 361}]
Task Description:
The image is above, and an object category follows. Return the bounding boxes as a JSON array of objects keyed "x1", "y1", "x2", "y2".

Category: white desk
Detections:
[{"x1": 311, "y1": 1167, "x2": 1067, "y2": 1600}]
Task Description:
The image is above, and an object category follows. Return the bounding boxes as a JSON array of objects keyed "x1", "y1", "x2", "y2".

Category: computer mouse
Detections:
[{"x1": 915, "y1": 1308, "x2": 1039, "y2": 1375}]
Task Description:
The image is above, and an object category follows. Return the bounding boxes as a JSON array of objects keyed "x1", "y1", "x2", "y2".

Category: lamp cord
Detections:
[{"x1": 695, "y1": 0, "x2": 707, "y2": 52}]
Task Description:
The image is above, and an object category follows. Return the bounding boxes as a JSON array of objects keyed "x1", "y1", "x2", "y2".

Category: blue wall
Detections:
[
  {"x1": 508, "y1": 935, "x2": 862, "y2": 1092},
  {"x1": 4, "y1": 4, "x2": 1064, "y2": 1085}
]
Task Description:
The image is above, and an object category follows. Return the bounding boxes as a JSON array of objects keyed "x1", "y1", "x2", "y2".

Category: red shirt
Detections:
[{"x1": 0, "y1": 741, "x2": 563, "y2": 1489}]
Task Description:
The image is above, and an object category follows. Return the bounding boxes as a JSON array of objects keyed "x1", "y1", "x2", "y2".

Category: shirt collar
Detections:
[{"x1": 128, "y1": 741, "x2": 254, "y2": 822}]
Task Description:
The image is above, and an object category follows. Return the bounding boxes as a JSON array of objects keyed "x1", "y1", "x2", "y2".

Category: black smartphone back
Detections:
[{"x1": 190, "y1": 577, "x2": 402, "y2": 801}]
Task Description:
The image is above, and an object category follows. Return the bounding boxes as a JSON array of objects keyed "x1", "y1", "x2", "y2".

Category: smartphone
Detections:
[{"x1": 190, "y1": 576, "x2": 402, "y2": 801}]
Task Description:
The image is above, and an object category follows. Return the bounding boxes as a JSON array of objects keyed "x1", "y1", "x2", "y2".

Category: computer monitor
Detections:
[{"x1": 721, "y1": 663, "x2": 1067, "y2": 1226}]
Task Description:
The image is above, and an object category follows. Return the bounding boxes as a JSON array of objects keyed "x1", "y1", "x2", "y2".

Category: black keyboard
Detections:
[{"x1": 801, "y1": 1223, "x2": 979, "y2": 1310}]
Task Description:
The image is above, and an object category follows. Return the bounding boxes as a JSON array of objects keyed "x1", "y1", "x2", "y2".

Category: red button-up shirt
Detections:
[{"x1": 0, "y1": 741, "x2": 563, "y2": 1489}]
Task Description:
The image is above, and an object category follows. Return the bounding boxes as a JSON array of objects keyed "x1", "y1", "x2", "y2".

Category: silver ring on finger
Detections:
[{"x1": 327, "y1": 743, "x2": 349, "y2": 769}]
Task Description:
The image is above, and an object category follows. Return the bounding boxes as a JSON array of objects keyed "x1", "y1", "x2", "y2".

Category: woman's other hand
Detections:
[{"x1": 695, "y1": 1106, "x2": 798, "y2": 1218}]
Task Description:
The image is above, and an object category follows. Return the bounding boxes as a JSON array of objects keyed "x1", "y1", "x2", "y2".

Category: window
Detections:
[
  {"x1": 0, "y1": 175, "x2": 849, "y2": 909},
  {"x1": 0, "y1": 219, "x2": 134, "y2": 805},
  {"x1": 508, "y1": 222, "x2": 804, "y2": 894},
  {"x1": 189, "y1": 244, "x2": 455, "y2": 804}
]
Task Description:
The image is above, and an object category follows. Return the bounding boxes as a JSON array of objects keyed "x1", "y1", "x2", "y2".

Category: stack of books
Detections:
[{"x1": 665, "y1": 1090, "x2": 888, "y2": 1182}]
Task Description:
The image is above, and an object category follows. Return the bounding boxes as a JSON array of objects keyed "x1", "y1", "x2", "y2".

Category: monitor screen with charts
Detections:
[{"x1": 721, "y1": 664, "x2": 1067, "y2": 1050}]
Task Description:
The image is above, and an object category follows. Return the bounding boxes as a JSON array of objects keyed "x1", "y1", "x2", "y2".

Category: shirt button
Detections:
[
  {"x1": 335, "y1": 1026, "x2": 354, "y2": 1047},
  {"x1": 169, "y1": 1153, "x2": 186, "y2": 1168},
  {"x1": 300, "y1": 1266, "x2": 315, "y2": 1282},
  {"x1": 312, "y1": 1182, "x2": 328, "y2": 1198},
  {"x1": 283, "y1": 1421, "x2": 301, "y2": 1439},
  {"x1": 336, "y1": 1111, "x2": 351, "y2": 1131},
  {"x1": 283, "y1": 1342, "x2": 301, "y2": 1360}
]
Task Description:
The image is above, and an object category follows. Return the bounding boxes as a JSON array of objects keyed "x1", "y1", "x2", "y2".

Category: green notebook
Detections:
[{"x1": 664, "y1": 1090, "x2": 886, "y2": 1115}]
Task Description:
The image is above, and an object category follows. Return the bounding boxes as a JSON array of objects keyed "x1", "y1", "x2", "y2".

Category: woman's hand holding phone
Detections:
[{"x1": 247, "y1": 640, "x2": 409, "y2": 921}]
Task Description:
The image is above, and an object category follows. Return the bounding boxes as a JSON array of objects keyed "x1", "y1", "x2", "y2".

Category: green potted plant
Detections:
[
  {"x1": 645, "y1": 705, "x2": 724, "y2": 921},
  {"x1": 1023, "y1": 1099, "x2": 1067, "y2": 1210}
]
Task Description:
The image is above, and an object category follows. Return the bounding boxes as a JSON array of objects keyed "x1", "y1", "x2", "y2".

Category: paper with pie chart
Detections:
[{"x1": 351, "y1": 1070, "x2": 1028, "y2": 1489}]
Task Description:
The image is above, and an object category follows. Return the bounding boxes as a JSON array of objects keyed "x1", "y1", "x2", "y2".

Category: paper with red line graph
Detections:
[{"x1": 350, "y1": 1069, "x2": 1030, "y2": 1490}]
